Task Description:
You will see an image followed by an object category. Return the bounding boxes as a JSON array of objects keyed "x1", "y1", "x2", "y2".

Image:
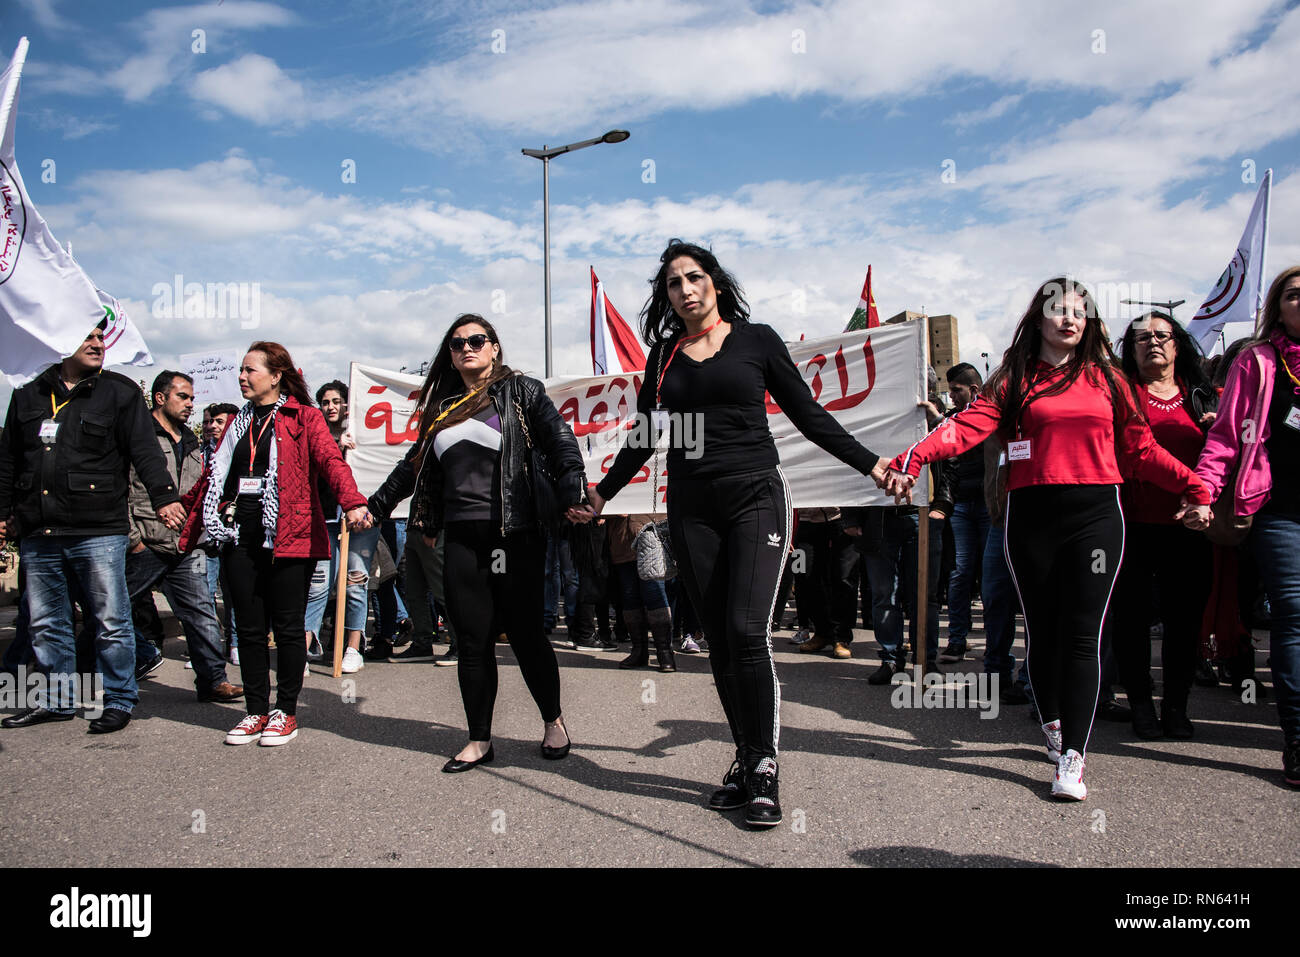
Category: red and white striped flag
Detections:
[
  {"x1": 590, "y1": 267, "x2": 645, "y2": 375},
  {"x1": 845, "y1": 265, "x2": 880, "y2": 331}
]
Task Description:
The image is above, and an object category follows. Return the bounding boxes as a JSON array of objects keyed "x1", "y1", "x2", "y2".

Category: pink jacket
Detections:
[{"x1": 1195, "y1": 342, "x2": 1276, "y2": 517}]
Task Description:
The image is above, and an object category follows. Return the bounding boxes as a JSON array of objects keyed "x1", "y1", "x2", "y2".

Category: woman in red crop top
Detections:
[{"x1": 883, "y1": 278, "x2": 1210, "y2": 802}]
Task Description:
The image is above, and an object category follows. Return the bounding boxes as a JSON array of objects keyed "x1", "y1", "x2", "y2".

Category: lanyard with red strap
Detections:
[
  {"x1": 247, "y1": 410, "x2": 276, "y2": 474},
  {"x1": 656, "y1": 317, "x2": 724, "y2": 402}
]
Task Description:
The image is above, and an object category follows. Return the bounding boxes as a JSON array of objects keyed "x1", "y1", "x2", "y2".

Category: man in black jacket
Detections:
[{"x1": 0, "y1": 325, "x2": 185, "y2": 734}]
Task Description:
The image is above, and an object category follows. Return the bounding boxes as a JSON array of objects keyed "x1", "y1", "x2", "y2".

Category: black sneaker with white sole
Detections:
[
  {"x1": 745, "y1": 757, "x2": 782, "y2": 828},
  {"x1": 707, "y1": 758, "x2": 750, "y2": 811},
  {"x1": 389, "y1": 642, "x2": 436, "y2": 663},
  {"x1": 868, "y1": 660, "x2": 901, "y2": 685}
]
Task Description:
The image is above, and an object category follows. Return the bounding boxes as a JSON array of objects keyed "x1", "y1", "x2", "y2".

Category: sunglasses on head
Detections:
[{"x1": 450, "y1": 333, "x2": 490, "y2": 352}]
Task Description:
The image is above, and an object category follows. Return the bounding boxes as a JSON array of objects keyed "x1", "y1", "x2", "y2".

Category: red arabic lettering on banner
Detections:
[
  {"x1": 362, "y1": 384, "x2": 422, "y2": 445},
  {"x1": 765, "y1": 337, "x2": 875, "y2": 415},
  {"x1": 556, "y1": 373, "x2": 644, "y2": 439}
]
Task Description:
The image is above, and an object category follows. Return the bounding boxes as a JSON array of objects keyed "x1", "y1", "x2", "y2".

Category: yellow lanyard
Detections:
[
  {"x1": 50, "y1": 393, "x2": 72, "y2": 419},
  {"x1": 1282, "y1": 358, "x2": 1300, "y2": 392},
  {"x1": 425, "y1": 386, "x2": 484, "y2": 437}
]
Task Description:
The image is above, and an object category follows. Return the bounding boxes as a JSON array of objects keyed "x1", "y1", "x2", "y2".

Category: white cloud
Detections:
[
  {"x1": 945, "y1": 95, "x2": 1023, "y2": 132},
  {"x1": 189, "y1": 54, "x2": 311, "y2": 125}
]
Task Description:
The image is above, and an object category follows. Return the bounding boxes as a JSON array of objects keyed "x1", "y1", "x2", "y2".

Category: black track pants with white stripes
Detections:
[
  {"x1": 1004, "y1": 484, "x2": 1125, "y2": 757},
  {"x1": 668, "y1": 467, "x2": 791, "y2": 768}
]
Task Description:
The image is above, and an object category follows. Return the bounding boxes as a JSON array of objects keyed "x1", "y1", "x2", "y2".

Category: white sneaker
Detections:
[
  {"x1": 341, "y1": 648, "x2": 364, "y2": 674},
  {"x1": 1051, "y1": 749, "x2": 1087, "y2": 801},
  {"x1": 307, "y1": 634, "x2": 324, "y2": 661},
  {"x1": 303, "y1": 661, "x2": 311, "y2": 679},
  {"x1": 1041, "y1": 719, "x2": 1063, "y2": 764},
  {"x1": 229, "y1": 647, "x2": 240, "y2": 666}
]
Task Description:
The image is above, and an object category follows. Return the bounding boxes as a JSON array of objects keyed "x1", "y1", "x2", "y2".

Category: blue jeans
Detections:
[
  {"x1": 543, "y1": 536, "x2": 578, "y2": 630},
  {"x1": 1250, "y1": 513, "x2": 1300, "y2": 742},
  {"x1": 203, "y1": 546, "x2": 236, "y2": 648},
  {"x1": 22, "y1": 535, "x2": 135, "y2": 714},
  {"x1": 373, "y1": 519, "x2": 410, "y2": 639},
  {"x1": 981, "y1": 523, "x2": 1028, "y2": 688},
  {"x1": 305, "y1": 523, "x2": 381, "y2": 636},
  {"x1": 614, "y1": 560, "x2": 670, "y2": 611},
  {"x1": 125, "y1": 546, "x2": 230, "y2": 691},
  {"x1": 861, "y1": 511, "x2": 940, "y2": 665},
  {"x1": 946, "y1": 500, "x2": 990, "y2": 649}
]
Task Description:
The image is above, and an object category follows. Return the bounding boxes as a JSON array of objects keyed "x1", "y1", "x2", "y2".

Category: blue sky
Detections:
[{"x1": 3, "y1": 0, "x2": 1300, "y2": 405}]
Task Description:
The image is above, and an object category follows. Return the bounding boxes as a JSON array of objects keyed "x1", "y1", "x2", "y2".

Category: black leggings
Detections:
[
  {"x1": 669, "y1": 468, "x2": 791, "y2": 767},
  {"x1": 222, "y1": 543, "x2": 312, "y2": 716},
  {"x1": 443, "y1": 521, "x2": 561, "y2": 741},
  {"x1": 1110, "y1": 521, "x2": 1212, "y2": 707},
  {"x1": 1004, "y1": 485, "x2": 1124, "y2": 756}
]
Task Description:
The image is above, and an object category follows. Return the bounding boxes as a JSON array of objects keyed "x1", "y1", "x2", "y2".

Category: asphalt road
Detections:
[{"x1": 0, "y1": 603, "x2": 1295, "y2": 868}]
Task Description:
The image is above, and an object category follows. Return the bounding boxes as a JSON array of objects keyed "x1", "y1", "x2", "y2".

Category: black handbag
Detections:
[{"x1": 513, "y1": 386, "x2": 564, "y2": 534}]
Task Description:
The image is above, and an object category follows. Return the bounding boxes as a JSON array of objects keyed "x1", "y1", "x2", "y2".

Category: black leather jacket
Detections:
[{"x1": 369, "y1": 373, "x2": 586, "y2": 537}]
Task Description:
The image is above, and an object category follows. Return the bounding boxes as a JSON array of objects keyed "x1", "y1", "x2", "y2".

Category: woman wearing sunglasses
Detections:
[
  {"x1": 1110, "y1": 312, "x2": 1217, "y2": 741},
  {"x1": 586, "y1": 241, "x2": 891, "y2": 829},
  {"x1": 367, "y1": 315, "x2": 589, "y2": 772}
]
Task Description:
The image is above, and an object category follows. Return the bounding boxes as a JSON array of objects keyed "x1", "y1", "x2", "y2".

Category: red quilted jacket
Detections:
[{"x1": 178, "y1": 396, "x2": 365, "y2": 559}]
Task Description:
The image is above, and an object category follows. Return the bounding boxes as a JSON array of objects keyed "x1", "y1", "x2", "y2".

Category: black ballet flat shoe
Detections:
[
  {"x1": 541, "y1": 723, "x2": 571, "y2": 760},
  {"x1": 442, "y1": 743, "x2": 494, "y2": 773}
]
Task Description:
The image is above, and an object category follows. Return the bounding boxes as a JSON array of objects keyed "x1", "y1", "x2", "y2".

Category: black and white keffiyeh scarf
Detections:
[{"x1": 201, "y1": 395, "x2": 287, "y2": 549}]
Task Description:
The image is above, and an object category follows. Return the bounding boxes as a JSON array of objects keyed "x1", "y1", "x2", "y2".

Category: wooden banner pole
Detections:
[{"x1": 331, "y1": 523, "x2": 350, "y2": 679}]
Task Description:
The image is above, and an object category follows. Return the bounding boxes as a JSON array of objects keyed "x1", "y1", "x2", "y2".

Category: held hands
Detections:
[
  {"x1": 157, "y1": 502, "x2": 186, "y2": 532},
  {"x1": 1179, "y1": 500, "x2": 1212, "y2": 530},
  {"x1": 345, "y1": 506, "x2": 374, "y2": 531},
  {"x1": 566, "y1": 506, "x2": 594, "y2": 524},
  {"x1": 422, "y1": 534, "x2": 437, "y2": 549},
  {"x1": 884, "y1": 468, "x2": 915, "y2": 505}
]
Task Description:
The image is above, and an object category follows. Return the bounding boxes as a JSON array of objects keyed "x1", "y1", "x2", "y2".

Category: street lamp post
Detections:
[{"x1": 522, "y1": 129, "x2": 630, "y2": 377}]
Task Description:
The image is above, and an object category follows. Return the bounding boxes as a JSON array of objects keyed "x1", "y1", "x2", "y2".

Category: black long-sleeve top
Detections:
[{"x1": 595, "y1": 321, "x2": 880, "y2": 500}]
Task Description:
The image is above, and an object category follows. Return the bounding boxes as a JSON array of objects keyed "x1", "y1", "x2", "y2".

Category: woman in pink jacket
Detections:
[{"x1": 1185, "y1": 265, "x2": 1300, "y2": 787}]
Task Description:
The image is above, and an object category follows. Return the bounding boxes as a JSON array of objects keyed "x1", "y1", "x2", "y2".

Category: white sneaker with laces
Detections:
[
  {"x1": 1051, "y1": 748, "x2": 1087, "y2": 801},
  {"x1": 341, "y1": 647, "x2": 365, "y2": 674},
  {"x1": 1041, "y1": 719, "x2": 1063, "y2": 764}
]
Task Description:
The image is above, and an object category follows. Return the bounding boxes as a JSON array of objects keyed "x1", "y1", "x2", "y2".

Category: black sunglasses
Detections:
[{"x1": 449, "y1": 333, "x2": 490, "y2": 352}]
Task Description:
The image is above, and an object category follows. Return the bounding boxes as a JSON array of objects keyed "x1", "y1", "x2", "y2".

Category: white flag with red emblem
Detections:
[
  {"x1": 0, "y1": 37, "x2": 110, "y2": 385},
  {"x1": 94, "y1": 285, "x2": 153, "y2": 367},
  {"x1": 590, "y1": 267, "x2": 646, "y2": 375},
  {"x1": 1187, "y1": 170, "x2": 1271, "y2": 353}
]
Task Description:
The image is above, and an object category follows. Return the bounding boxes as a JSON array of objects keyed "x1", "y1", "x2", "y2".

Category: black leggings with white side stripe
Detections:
[
  {"x1": 668, "y1": 467, "x2": 791, "y2": 769},
  {"x1": 1004, "y1": 484, "x2": 1125, "y2": 757}
]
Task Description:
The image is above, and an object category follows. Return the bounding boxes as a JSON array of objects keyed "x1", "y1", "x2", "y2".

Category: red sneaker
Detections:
[
  {"x1": 225, "y1": 713, "x2": 268, "y2": 746},
  {"x1": 258, "y1": 709, "x2": 298, "y2": 746}
]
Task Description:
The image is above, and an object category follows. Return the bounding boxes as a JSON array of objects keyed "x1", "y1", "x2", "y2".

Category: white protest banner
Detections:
[
  {"x1": 346, "y1": 321, "x2": 930, "y2": 520},
  {"x1": 181, "y1": 349, "x2": 243, "y2": 408},
  {"x1": 349, "y1": 362, "x2": 424, "y2": 520}
]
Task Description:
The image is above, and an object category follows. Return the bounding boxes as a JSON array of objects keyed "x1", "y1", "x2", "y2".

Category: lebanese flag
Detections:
[
  {"x1": 845, "y1": 265, "x2": 880, "y2": 331},
  {"x1": 590, "y1": 267, "x2": 646, "y2": 374}
]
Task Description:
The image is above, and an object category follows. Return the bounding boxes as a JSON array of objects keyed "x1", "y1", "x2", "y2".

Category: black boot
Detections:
[
  {"x1": 1161, "y1": 687, "x2": 1194, "y2": 739},
  {"x1": 647, "y1": 607, "x2": 676, "y2": 673},
  {"x1": 573, "y1": 603, "x2": 615, "y2": 650},
  {"x1": 1129, "y1": 690, "x2": 1163, "y2": 740},
  {"x1": 618, "y1": 608, "x2": 649, "y2": 669}
]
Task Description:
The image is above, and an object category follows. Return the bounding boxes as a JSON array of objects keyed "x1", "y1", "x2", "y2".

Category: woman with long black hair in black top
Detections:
[{"x1": 585, "y1": 241, "x2": 889, "y2": 829}]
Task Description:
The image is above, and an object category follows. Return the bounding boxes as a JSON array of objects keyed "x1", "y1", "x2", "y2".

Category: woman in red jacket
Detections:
[
  {"x1": 884, "y1": 279, "x2": 1210, "y2": 801},
  {"x1": 190, "y1": 342, "x2": 372, "y2": 747}
]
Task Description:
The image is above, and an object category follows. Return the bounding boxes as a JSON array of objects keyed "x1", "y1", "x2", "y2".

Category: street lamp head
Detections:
[{"x1": 602, "y1": 129, "x2": 631, "y2": 144}]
